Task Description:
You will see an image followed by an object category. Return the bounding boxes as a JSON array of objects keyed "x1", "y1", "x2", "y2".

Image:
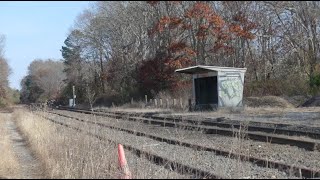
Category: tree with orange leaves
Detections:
[
  {"x1": 148, "y1": 1, "x2": 256, "y2": 66},
  {"x1": 136, "y1": 1, "x2": 257, "y2": 94}
]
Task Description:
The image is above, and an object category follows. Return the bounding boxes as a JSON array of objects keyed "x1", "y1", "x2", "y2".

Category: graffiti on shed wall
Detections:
[{"x1": 218, "y1": 75, "x2": 244, "y2": 107}]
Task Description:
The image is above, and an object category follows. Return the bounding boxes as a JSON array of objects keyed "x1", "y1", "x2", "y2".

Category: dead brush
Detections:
[
  {"x1": 102, "y1": 112, "x2": 210, "y2": 178},
  {"x1": 27, "y1": 107, "x2": 307, "y2": 179},
  {"x1": 13, "y1": 108, "x2": 120, "y2": 179},
  {"x1": 35, "y1": 109, "x2": 183, "y2": 178},
  {"x1": 228, "y1": 121, "x2": 252, "y2": 178}
]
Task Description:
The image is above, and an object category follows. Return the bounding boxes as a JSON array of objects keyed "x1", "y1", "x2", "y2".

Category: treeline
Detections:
[
  {"x1": 0, "y1": 35, "x2": 19, "y2": 107},
  {"x1": 20, "y1": 1, "x2": 320, "y2": 106},
  {"x1": 20, "y1": 59, "x2": 66, "y2": 104}
]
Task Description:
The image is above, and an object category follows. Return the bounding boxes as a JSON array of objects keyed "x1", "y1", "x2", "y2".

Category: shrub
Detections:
[{"x1": 244, "y1": 75, "x2": 309, "y2": 97}]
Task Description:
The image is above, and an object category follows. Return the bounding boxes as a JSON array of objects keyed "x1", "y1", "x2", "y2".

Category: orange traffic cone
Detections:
[{"x1": 118, "y1": 144, "x2": 132, "y2": 179}]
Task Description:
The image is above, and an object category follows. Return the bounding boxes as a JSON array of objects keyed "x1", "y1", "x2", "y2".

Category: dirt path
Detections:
[{"x1": 5, "y1": 114, "x2": 44, "y2": 178}]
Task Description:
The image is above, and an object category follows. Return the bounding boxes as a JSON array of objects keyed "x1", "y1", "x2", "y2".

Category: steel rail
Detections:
[
  {"x1": 94, "y1": 108, "x2": 320, "y2": 140},
  {"x1": 56, "y1": 107, "x2": 320, "y2": 152},
  {"x1": 47, "y1": 110, "x2": 320, "y2": 178},
  {"x1": 58, "y1": 106, "x2": 320, "y2": 140},
  {"x1": 34, "y1": 112, "x2": 224, "y2": 179}
]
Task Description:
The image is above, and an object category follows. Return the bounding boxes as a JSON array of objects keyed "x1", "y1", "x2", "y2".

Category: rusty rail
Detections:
[
  {"x1": 57, "y1": 107, "x2": 320, "y2": 152},
  {"x1": 47, "y1": 110, "x2": 320, "y2": 178},
  {"x1": 34, "y1": 111, "x2": 224, "y2": 179}
]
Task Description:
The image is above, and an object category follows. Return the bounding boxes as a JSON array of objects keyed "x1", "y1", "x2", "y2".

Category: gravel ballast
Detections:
[
  {"x1": 53, "y1": 110, "x2": 320, "y2": 171},
  {"x1": 35, "y1": 112, "x2": 189, "y2": 179},
  {"x1": 100, "y1": 109, "x2": 320, "y2": 136},
  {"x1": 42, "y1": 111, "x2": 301, "y2": 179}
]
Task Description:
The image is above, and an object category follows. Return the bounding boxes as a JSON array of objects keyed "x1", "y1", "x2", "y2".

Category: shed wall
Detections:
[
  {"x1": 191, "y1": 70, "x2": 245, "y2": 108},
  {"x1": 217, "y1": 71, "x2": 245, "y2": 107}
]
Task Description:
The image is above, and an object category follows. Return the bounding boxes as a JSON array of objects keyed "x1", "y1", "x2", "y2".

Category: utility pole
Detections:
[{"x1": 72, "y1": 85, "x2": 76, "y2": 107}]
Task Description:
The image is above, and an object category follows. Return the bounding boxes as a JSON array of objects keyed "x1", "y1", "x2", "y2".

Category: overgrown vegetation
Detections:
[
  {"x1": 19, "y1": 59, "x2": 66, "y2": 104},
  {"x1": 13, "y1": 108, "x2": 186, "y2": 179},
  {"x1": 0, "y1": 34, "x2": 20, "y2": 107},
  {"x1": 19, "y1": 1, "x2": 320, "y2": 106}
]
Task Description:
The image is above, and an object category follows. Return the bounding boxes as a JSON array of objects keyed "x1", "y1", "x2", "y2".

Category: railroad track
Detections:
[
  {"x1": 46, "y1": 110, "x2": 320, "y2": 178},
  {"x1": 56, "y1": 107, "x2": 320, "y2": 152},
  {"x1": 34, "y1": 111, "x2": 224, "y2": 179},
  {"x1": 94, "y1": 109, "x2": 320, "y2": 140},
  {"x1": 57, "y1": 106, "x2": 320, "y2": 140}
]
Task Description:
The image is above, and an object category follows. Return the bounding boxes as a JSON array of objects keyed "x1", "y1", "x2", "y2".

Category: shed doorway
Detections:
[{"x1": 194, "y1": 76, "x2": 218, "y2": 105}]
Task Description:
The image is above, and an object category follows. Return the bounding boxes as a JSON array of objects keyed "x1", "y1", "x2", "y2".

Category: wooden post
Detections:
[
  {"x1": 131, "y1": 97, "x2": 133, "y2": 105},
  {"x1": 145, "y1": 95, "x2": 148, "y2": 104},
  {"x1": 160, "y1": 99, "x2": 163, "y2": 107},
  {"x1": 173, "y1": 99, "x2": 176, "y2": 107},
  {"x1": 154, "y1": 99, "x2": 157, "y2": 107},
  {"x1": 180, "y1": 98, "x2": 183, "y2": 108},
  {"x1": 112, "y1": 102, "x2": 115, "y2": 107},
  {"x1": 166, "y1": 99, "x2": 169, "y2": 108},
  {"x1": 188, "y1": 99, "x2": 192, "y2": 111}
]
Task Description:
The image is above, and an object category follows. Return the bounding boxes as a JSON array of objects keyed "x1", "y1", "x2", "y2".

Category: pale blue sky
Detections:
[{"x1": 0, "y1": 1, "x2": 92, "y2": 90}]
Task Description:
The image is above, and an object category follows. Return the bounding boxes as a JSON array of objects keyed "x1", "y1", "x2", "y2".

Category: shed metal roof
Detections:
[{"x1": 175, "y1": 65, "x2": 247, "y2": 74}]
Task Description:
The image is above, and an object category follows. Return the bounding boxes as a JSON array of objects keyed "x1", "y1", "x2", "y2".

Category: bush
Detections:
[
  {"x1": 0, "y1": 98, "x2": 6, "y2": 108},
  {"x1": 244, "y1": 75, "x2": 310, "y2": 97},
  {"x1": 310, "y1": 74, "x2": 320, "y2": 96},
  {"x1": 244, "y1": 96, "x2": 294, "y2": 108}
]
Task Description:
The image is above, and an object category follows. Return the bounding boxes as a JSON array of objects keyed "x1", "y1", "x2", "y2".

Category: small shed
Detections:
[{"x1": 175, "y1": 65, "x2": 247, "y2": 109}]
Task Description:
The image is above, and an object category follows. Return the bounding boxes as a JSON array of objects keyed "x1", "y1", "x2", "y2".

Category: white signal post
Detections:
[{"x1": 72, "y1": 85, "x2": 76, "y2": 107}]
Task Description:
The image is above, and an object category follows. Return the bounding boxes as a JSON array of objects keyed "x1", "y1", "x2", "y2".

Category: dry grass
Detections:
[
  {"x1": 242, "y1": 106, "x2": 320, "y2": 115},
  {"x1": 244, "y1": 96, "x2": 295, "y2": 108},
  {"x1": 104, "y1": 96, "x2": 301, "y2": 113},
  {"x1": 12, "y1": 109, "x2": 119, "y2": 179},
  {"x1": 0, "y1": 113, "x2": 20, "y2": 178},
  {"x1": 50, "y1": 110, "x2": 301, "y2": 179},
  {"x1": 169, "y1": 106, "x2": 320, "y2": 118},
  {"x1": 99, "y1": 104, "x2": 320, "y2": 118},
  {"x1": 12, "y1": 108, "x2": 187, "y2": 179},
  {"x1": 100, "y1": 107, "x2": 173, "y2": 114},
  {"x1": 11, "y1": 107, "x2": 306, "y2": 178},
  {"x1": 97, "y1": 95, "x2": 320, "y2": 119},
  {"x1": 47, "y1": 111, "x2": 251, "y2": 178}
]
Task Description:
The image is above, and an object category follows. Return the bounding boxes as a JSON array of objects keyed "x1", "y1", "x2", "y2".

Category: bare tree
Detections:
[
  {"x1": 20, "y1": 59, "x2": 66, "y2": 103},
  {"x1": 59, "y1": 1, "x2": 320, "y2": 102},
  {"x1": 0, "y1": 35, "x2": 11, "y2": 106}
]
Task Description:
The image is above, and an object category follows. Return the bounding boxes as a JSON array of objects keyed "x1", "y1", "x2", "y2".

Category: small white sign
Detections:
[{"x1": 69, "y1": 99, "x2": 74, "y2": 107}]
